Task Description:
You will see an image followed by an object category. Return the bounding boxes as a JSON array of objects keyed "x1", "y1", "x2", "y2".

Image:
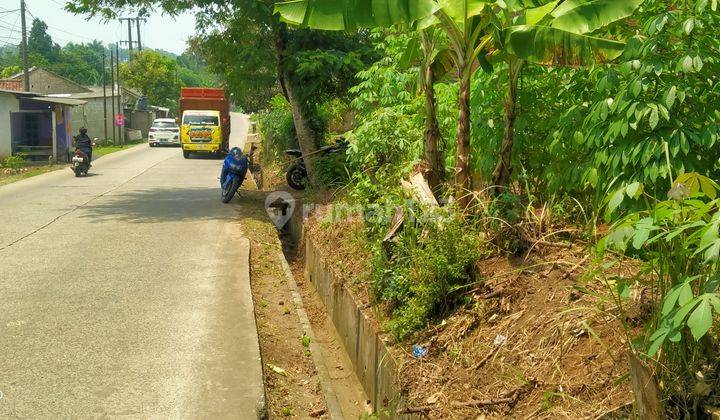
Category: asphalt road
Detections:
[{"x1": 0, "y1": 144, "x2": 264, "y2": 418}]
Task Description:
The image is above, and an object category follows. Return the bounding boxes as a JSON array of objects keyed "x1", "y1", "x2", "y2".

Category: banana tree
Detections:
[
  {"x1": 275, "y1": 0, "x2": 643, "y2": 199},
  {"x1": 398, "y1": 26, "x2": 456, "y2": 192},
  {"x1": 490, "y1": 0, "x2": 645, "y2": 194},
  {"x1": 429, "y1": 1, "x2": 496, "y2": 205},
  {"x1": 277, "y1": 0, "x2": 448, "y2": 193},
  {"x1": 416, "y1": 28, "x2": 449, "y2": 190},
  {"x1": 276, "y1": 0, "x2": 493, "y2": 205}
]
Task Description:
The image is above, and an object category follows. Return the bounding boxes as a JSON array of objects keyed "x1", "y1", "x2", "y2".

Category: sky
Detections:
[{"x1": 0, "y1": 0, "x2": 196, "y2": 55}]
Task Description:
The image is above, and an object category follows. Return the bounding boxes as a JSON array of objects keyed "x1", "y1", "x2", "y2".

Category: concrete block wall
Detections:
[
  {"x1": 23, "y1": 69, "x2": 89, "y2": 95},
  {"x1": 0, "y1": 94, "x2": 20, "y2": 158},
  {"x1": 72, "y1": 97, "x2": 115, "y2": 140},
  {"x1": 304, "y1": 238, "x2": 409, "y2": 418}
]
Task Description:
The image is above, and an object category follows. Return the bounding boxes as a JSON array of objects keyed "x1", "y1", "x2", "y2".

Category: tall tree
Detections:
[
  {"x1": 190, "y1": 6, "x2": 280, "y2": 113},
  {"x1": 26, "y1": 19, "x2": 60, "y2": 61},
  {"x1": 120, "y1": 50, "x2": 182, "y2": 110}
]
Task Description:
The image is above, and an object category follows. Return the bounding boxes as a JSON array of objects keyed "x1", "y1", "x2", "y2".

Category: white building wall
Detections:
[
  {"x1": 0, "y1": 93, "x2": 20, "y2": 158},
  {"x1": 72, "y1": 97, "x2": 116, "y2": 141}
]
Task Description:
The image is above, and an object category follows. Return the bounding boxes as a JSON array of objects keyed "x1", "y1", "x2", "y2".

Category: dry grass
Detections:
[
  {"x1": 0, "y1": 164, "x2": 66, "y2": 187},
  {"x1": 304, "y1": 206, "x2": 643, "y2": 419},
  {"x1": 395, "y1": 246, "x2": 639, "y2": 419}
]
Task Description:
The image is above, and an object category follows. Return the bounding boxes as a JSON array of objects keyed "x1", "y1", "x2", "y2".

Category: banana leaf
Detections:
[
  {"x1": 437, "y1": 0, "x2": 492, "y2": 22},
  {"x1": 275, "y1": 0, "x2": 438, "y2": 30},
  {"x1": 503, "y1": 24, "x2": 626, "y2": 66},
  {"x1": 550, "y1": 0, "x2": 645, "y2": 34}
]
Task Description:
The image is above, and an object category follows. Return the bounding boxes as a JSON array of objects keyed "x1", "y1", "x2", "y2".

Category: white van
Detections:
[{"x1": 148, "y1": 118, "x2": 180, "y2": 147}]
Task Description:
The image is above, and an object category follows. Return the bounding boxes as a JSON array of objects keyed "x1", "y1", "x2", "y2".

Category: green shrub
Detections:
[
  {"x1": 3, "y1": 154, "x2": 27, "y2": 169},
  {"x1": 257, "y1": 94, "x2": 297, "y2": 162},
  {"x1": 347, "y1": 107, "x2": 422, "y2": 173},
  {"x1": 314, "y1": 152, "x2": 349, "y2": 188},
  {"x1": 371, "y1": 209, "x2": 483, "y2": 340},
  {"x1": 602, "y1": 172, "x2": 720, "y2": 415}
]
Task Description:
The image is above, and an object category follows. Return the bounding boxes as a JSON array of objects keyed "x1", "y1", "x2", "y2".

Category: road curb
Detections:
[{"x1": 242, "y1": 237, "x2": 269, "y2": 419}]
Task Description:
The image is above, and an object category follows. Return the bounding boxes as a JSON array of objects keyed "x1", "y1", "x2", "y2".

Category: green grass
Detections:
[
  {"x1": 94, "y1": 140, "x2": 146, "y2": 158},
  {"x1": 0, "y1": 165, "x2": 66, "y2": 187}
]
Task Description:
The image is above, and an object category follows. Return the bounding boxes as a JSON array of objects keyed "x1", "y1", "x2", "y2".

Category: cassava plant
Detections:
[{"x1": 601, "y1": 172, "x2": 720, "y2": 414}]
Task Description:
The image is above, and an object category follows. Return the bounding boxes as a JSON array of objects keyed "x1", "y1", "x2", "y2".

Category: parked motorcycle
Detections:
[
  {"x1": 285, "y1": 139, "x2": 348, "y2": 190},
  {"x1": 220, "y1": 147, "x2": 249, "y2": 203}
]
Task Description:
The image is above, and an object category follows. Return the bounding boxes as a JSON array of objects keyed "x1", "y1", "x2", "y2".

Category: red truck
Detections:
[{"x1": 179, "y1": 87, "x2": 230, "y2": 157}]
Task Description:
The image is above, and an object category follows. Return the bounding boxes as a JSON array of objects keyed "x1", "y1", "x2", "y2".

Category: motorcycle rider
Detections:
[{"x1": 73, "y1": 127, "x2": 93, "y2": 164}]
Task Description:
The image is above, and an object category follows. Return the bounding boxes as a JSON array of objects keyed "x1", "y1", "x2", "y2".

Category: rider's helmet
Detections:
[
  {"x1": 79, "y1": 127, "x2": 87, "y2": 135},
  {"x1": 230, "y1": 147, "x2": 243, "y2": 159}
]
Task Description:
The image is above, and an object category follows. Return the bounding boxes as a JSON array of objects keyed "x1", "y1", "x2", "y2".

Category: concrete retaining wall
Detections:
[{"x1": 304, "y1": 236, "x2": 409, "y2": 418}]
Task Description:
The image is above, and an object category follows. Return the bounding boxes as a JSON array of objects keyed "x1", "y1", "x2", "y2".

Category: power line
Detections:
[
  {"x1": 47, "y1": 0, "x2": 67, "y2": 8},
  {"x1": 23, "y1": 4, "x2": 97, "y2": 43},
  {"x1": 0, "y1": 40, "x2": 20, "y2": 48},
  {"x1": 0, "y1": 21, "x2": 20, "y2": 31},
  {"x1": 0, "y1": 13, "x2": 19, "y2": 46}
]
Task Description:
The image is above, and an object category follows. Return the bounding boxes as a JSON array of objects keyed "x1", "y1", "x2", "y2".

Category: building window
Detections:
[{"x1": 24, "y1": 114, "x2": 40, "y2": 146}]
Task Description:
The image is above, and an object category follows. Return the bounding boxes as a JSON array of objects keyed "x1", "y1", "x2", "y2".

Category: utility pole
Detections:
[
  {"x1": 109, "y1": 47, "x2": 116, "y2": 145},
  {"x1": 135, "y1": 17, "x2": 144, "y2": 51},
  {"x1": 116, "y1": 44, "x2": 124, "y2": 146},
  {"x1": 120, "y1": 18, "x2": 134, "y2": 57},
  {"x1": 20, "y1": 0, "x2": 30, "y2": 91},
  {"x1": 102, "y1": 51, "x2": 108, "y2": 143}
]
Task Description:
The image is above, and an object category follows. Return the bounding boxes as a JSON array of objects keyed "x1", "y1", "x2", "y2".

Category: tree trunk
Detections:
[
  {"x1": 420, "y1": 31, "x2": 444, "y2": 194},
  {"x1": 628, "y1": 352, "x2": 664, "y2": 419},
  {"x1": 274, "y1": 22, "x2": 320, "y2": 188},
  {"x1": 283, "y1": 74, "x2": 321, "y2": 187},
  {"x1": 454, "y1": 64, "x2": 472, "y2": 208},
  {"x1": 491, "y1": 60, "x2": 524, "y2": 196}
]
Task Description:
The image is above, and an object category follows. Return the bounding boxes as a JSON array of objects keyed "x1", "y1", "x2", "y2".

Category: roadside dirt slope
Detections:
[{"x1": 305, "y1": 212, "x2": 637, "y2": 419}]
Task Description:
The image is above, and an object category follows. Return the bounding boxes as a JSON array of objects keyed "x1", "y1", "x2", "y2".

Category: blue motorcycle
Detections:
[{"x1": 220, "y1": 147, "x2": 248, "y2": 203}]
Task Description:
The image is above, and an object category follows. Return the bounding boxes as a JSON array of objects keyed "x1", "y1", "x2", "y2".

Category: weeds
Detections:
[
  {"x1": 370, "y1": 207, "x2": 484, "y2": 340},
  {"x1": 3, "y1": 153, "x2": 27, "y2": 169}
]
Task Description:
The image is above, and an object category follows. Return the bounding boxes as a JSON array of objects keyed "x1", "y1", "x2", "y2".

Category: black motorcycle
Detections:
[
  {"x1": 285, "y1": 139, "x2": 348, "y2": 190},
  {"x1": 71, "y1": 148, "x2": 90, "y2": 177}
]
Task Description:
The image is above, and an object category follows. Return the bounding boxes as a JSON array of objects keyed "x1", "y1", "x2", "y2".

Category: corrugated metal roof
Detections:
[
  {"x1": 48, "y1": 86, "x2": 141, "y2": 99},
  {"x1": 28, "y1": 97, "x2": 87, "y2": 106},
  {"x1": 0, "y1": 88, "x2": 39, "y2": 96}
]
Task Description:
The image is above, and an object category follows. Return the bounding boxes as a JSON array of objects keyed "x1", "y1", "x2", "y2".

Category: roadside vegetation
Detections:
[
  {"x1": 93, "y1": 138, "x2": 146, "y2": 158},
  {"x1": 273, "y1": 0, "x2": 720, "y2": 417},
  {"x1": 0, "y1": 153, "x2": 64, "y2": 186},
  {"x1": 66, "y1": 0, "x2": 720, "y2": 416}
]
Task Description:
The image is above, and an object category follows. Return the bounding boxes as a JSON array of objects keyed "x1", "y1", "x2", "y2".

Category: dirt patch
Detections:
[
  {"x1": 236, "y1": 190, "x2": 328, "y2": 418},
  {"x1": 397, "y1": 248, "x2": 637, "y2": 419},
  {"x1": 303, "y1": 209, "x2": 642, "y2": 419}
]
